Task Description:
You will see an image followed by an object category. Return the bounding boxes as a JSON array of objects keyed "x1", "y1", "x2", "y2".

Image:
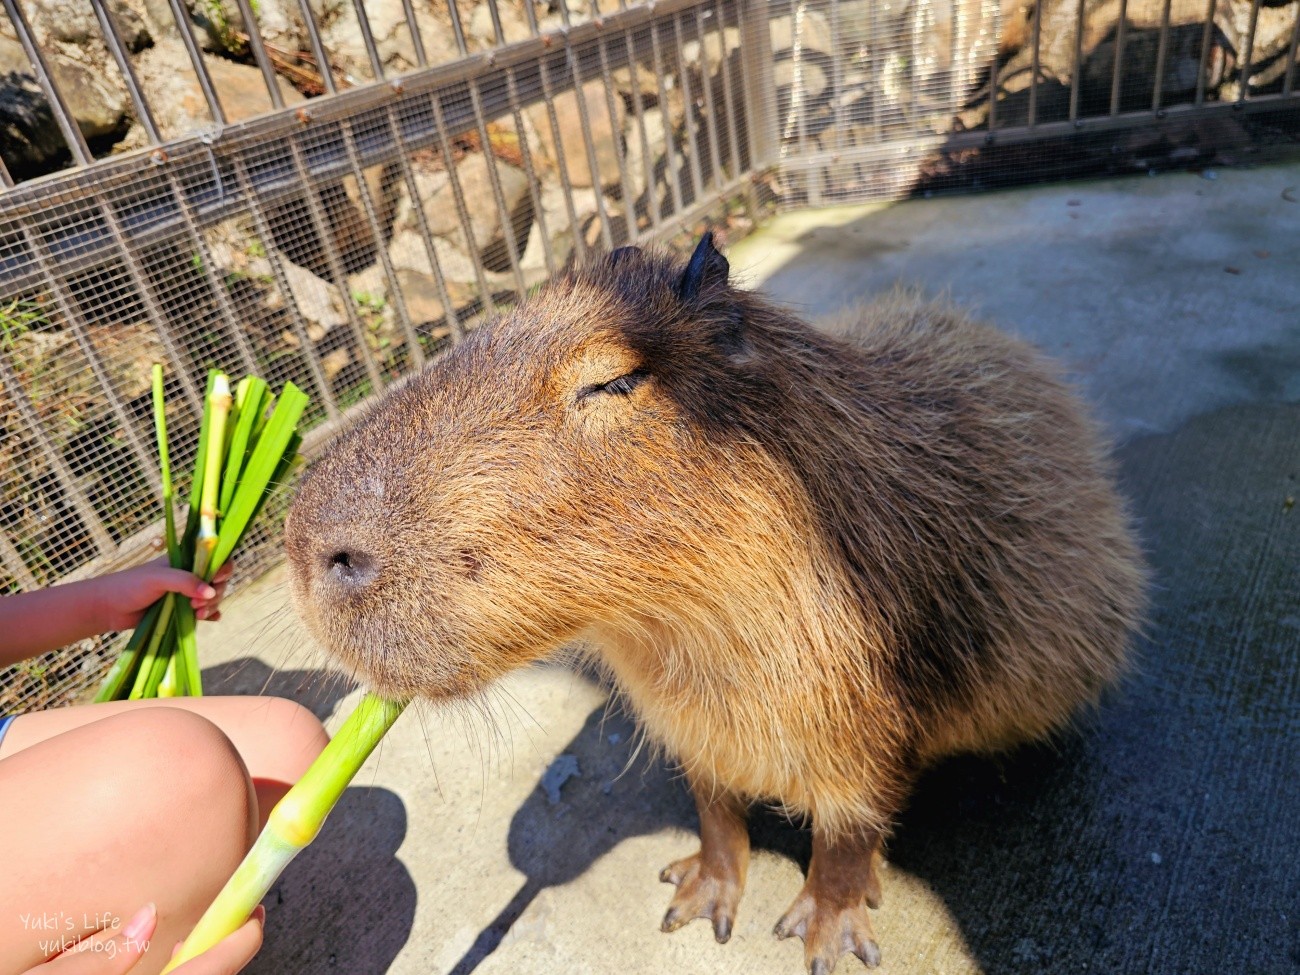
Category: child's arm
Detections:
[{"x1": 0, "y1": 561, "x2": 230, "y2": 667}]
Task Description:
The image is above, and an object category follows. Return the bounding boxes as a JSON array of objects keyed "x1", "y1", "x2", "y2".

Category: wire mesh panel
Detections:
[
  {"x1": 771, "y1": 0, "x2": 1300, "y2": 203},
  {"x1": 0, "y1": 0, "x2": 757, "y2": 712}
]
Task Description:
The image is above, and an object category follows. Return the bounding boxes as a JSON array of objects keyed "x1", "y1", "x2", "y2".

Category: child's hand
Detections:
[{"x1": 94, "y1": 560, "x2": 235, "y2": 633}]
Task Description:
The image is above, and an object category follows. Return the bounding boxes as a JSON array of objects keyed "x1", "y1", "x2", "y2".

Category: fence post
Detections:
[{"x1": 738, "y1": 0, "x2": 778, "y2": 171}]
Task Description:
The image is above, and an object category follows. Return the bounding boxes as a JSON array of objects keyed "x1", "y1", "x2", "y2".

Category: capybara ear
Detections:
[{"x1": 676, "y1": 231, "x2": 729, "y2": 302}]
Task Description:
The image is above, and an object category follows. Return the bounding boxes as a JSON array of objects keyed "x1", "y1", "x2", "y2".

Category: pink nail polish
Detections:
[{"x1": 123, "y1": 903, "x2": 156, "y2": 943}]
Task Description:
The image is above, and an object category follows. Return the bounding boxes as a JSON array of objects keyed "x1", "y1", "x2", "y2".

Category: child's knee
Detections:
[{"x1": 91, "y1": 708, "x2": 257, "y2": 852}]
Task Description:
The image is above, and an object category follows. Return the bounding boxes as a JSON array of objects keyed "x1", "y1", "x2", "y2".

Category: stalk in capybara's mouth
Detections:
[{"x1": 284, "y1": 234, "x2": 1146, "y2": 973}]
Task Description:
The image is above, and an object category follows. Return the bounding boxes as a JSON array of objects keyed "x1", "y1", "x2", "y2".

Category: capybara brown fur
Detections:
[{"x1": 284, "y1": 234, "x2": 1146, "y2": 973}]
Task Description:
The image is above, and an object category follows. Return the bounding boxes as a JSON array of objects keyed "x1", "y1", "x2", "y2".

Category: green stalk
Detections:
[
  {"x1": 127, "y1": 593, "x2": 177, "y2": 700},
  {"x1": 219, "y1": 377, "x2": 268, "y2": 516},
  {"x1": 183, "y1": 371, "x2": 221, "y2": 563},
  {"x1": 152, "y1": 365, "x2": 181, "y2": 569},
  {"x1": 193, "y1": 375, "x2": 233, "y2": 581},
  {"x1": 162, "y1": 695, "x2": 408, "y2": 972},
  {"x1": 208, "y1": 383, "x2": 307, "y2": 576},
  {"x1": 174, "y1": 598, "x2": 202, "y2": 697},
  {"x1": 94, "y1": 599, "x2": 165, "y2": 702},
  {"x1": 157, "y1": 649, "x2": 182, "y2": 697}
]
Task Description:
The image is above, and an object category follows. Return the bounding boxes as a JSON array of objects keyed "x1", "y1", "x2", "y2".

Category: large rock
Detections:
[
  {"x1": 527, "y1": 79, "x2": 627, "y2": 191},
  {"x1": 0, "y1": 2, "x2": 145, "y2": 172},
  {"x1": 415, "y1": 152, "x2": 533, "y2": 275},
  {"x1": 132, "y1": 38, "x2": 303, "y2": 139}
]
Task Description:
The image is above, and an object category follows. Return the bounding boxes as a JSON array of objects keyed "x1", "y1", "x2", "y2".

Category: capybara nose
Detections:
[{"x1": 325, "y1": 547, "x2": 379, "y2": 591}]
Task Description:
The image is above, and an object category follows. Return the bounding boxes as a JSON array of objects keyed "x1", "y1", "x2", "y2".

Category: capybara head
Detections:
[{"x1": 285, "y1": 235, "x2": 807, "y2": 700}]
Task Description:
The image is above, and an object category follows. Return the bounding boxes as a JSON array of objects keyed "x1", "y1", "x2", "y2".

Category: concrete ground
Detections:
[{"x1": 203, "y1": 159, "x2": 1300, "y2": 975}]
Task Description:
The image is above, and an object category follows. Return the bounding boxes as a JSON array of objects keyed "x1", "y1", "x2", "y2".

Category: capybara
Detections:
[{"x1": 285, "y1": 234, "x2": 1145, "y2": 973}]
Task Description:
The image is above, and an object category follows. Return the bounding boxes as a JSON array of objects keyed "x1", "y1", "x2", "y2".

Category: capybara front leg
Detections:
[
  {"x1": 660, "y1": 782, "x2": 750, "y2": 943},
  {"x1": 774, "y1": 827, "x2": 883, "y2": 973}
]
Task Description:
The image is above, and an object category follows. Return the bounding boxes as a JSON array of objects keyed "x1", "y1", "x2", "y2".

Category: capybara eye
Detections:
[{"x1": 581, "y1": 368, "x2": 649, "y2": 401}]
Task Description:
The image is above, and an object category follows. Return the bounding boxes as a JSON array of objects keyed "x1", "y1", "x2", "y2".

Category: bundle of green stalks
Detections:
[{"x1": 95, "y1": 365, "x2": 309, "y2": 702}]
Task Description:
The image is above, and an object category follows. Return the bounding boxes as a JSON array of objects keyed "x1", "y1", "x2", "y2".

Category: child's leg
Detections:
[
  {"x1": 0, "y1": 707, "x2": 257, "y2": 975},
  {"x1": 0, "y1": 696, "x2": 329, "y2": 828}
]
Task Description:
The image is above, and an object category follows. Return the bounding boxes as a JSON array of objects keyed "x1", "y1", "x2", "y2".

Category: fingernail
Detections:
[
  {"x1": 252, "y1": 905, "x2": 266, "y2": 924},
  {"x1": 200, "y1": 585, "x2": 217, "y2": 599},
  {"x1": 123, "y1": 902, "x2": 156, "y2": 943}
]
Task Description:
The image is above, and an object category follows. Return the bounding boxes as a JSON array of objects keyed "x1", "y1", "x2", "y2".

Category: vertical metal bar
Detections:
[
  {"x1": 828, "y1": 0, "x2": 844, "y2": 152},
  {"x1": 1028, "y1": 0, "x2": 1043, "y2": 126},
  {"x1": 485, "y1": 0, "x2": 507, "y2": 44},
  {"x1": 1110, "y1": 0, "x2": 1129, "y2": 115},
  {"x1": 427, "y1": 90, "x2": 499, "y2": 314},
  {"x1": 713, "y1": 0, "x2": 744, "y2": 180},
  {"x1": 337, "y1": 129, "x2": 426, "y2": 370},
  {"x1": 0, "y1": 155, "x2": 14, "y2": 190},
  {"x1": 466, "y1": 79, "x2": 529, "y2": 293},
  {"x1": 1284, "y1": 4, "x2": 1299, "y2": 96},
  {"x1": 597, "y1": 35, "x2": 638, "y2": 243},
  {"x1": 949, "y1": 0, "x2": 963, "y2": 124},
  {"x1": 0, "y1": 357, "x2": 115, "y2": 553},
  {"x1": 1, "y1": 0, "x2": 92, "y2": 165},
  {"x1": 1069, "y1": 0, "x2": 1086, "y2": 121},
  {"x1": 350, "y1": 0, "x2": 386, "y2": 81},
  {"x1": 622, "y1": 28, "x2": 659, "y2": 235},
  {"x1": 503, "y1": 63, "x2": 559, "y2": 274},
  {"x1": 868, "y1": 0, "x2": 883, "y2": 140},
  {"x1": 1151, "y1": 0, "x2": 1173, "y2": 111},
  {"x1": 383, "y1": 108, "x2": 465, "y2": 341},
  {"x1": 91, "y1": 0, "x2": 162, "y2": 144},
  {"x1": 564, "y1": 41, "x2": 616, "y2": 251},
  {"x1": 231, "y1": 0, "x2": 285, "y2": 109},
  {"x1": 284, "y1": 132, "x2": 386, "y2": 389},
  {"x1": 1195, "y1": 0, "x2": 1219, "y2": 106},
  {"x1": 296, "y1": 0, "x2": 339, "y2": 96},
  {"x1": 537, "y1": 47, "x2": 589, "y2": 261},
  {"x1": 1238, "y1": 0, "x2": 1263, "y2": 101},
  {"x1": 649, "y1": 21, "x2": 686, "y2": 219},
  {"x1": 738, "y1": 0, "x2": 779, "y2": 167},
  {"x1": 521, "y1": 0, "x2": 540, "y2": 35},
  {"x1": 988, "y1": 0, "x2": 1002, "y2": 130},
  {"x1": 229, "y1": 156, "x2": 340, "y2": 418},
  {"x1": 400, "y1": 0, "x2": 428, "y2": 67},
  {"x1": 166, "y1": 0, "x2": 227, "y2": 126},
  {"x1": 17, "y1": 225, "x2": 162, "y2": 521},
  {"x1": 671, "y1": 16, "x2": 706, "y2": 207},
  {"x1": 446, "y1": 0, "x2": 472, "y2": 57},
  {"x1": 693, "y1": 7, "x2": 725, "y2": 192}
]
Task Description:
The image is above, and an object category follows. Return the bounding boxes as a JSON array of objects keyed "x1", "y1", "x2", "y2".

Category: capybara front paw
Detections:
[
  {"x1": 659, "y1": 851, "x2": 743, "y2": 943},
  {"x1": 774, "y1": 888, "x2": 881, "y2": 973}
]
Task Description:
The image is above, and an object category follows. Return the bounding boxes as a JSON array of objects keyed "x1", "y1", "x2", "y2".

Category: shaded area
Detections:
[
  {"x1": 247, "y1": 785, "x2": 417, "y2": 974},
  {"x1": 892, "y1": 403, "x2": 1299, "y2": 973},
  {"x1": 203, "y1": 656, "x2": 357, "y2": 723}
]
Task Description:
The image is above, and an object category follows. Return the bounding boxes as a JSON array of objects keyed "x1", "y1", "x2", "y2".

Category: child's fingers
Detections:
[
  {"x1": 168, "y1": 906, "x2": 264, "y2": 975},
  {"x1": 28, "y1": 903, "x2": 157, "y2": 974},
  {"x1": 152, "y1": 566, "x2": 218, "y2": 602}
]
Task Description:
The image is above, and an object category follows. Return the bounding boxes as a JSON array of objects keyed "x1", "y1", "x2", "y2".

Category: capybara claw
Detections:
[
  {"x1": 777, "y1": 887, "x2": 881, "y2": 973},
  {"x1": 658, "y1": 851, "x2": 742, "y2": 944}
]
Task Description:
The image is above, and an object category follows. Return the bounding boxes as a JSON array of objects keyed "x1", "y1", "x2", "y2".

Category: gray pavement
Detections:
[{"x1": 203, "y1": 159, "x2": 1300, "y2": 975}]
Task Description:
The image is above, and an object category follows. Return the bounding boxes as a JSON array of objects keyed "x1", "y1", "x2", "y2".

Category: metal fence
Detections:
[{"x1": 1, "y1": 0, "x2": 1297, "y2": 712}]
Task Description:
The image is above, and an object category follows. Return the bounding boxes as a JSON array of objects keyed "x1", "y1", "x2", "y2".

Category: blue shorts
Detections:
[{"x1": 0, "y1": 714, "x2": 15, "y2": 752}]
